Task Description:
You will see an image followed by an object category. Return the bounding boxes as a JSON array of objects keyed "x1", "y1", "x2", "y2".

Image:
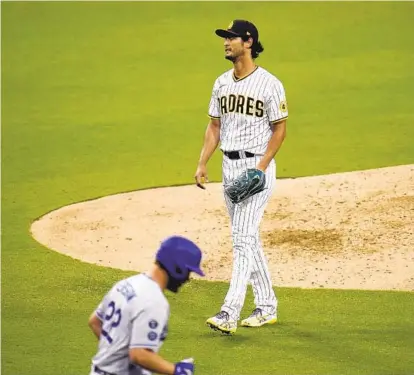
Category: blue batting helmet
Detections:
[{"x1": 156, "y1": 235, "x2": 205, "y2": 280}]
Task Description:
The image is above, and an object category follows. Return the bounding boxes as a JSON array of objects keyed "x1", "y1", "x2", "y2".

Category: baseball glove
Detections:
[{"x1": 224, "y1": 168, "x2": 266, "y2": 204}]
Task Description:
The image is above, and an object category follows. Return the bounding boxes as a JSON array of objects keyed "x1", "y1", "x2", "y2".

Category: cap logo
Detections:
[
  {"x1": 246, "y1": 31, "x2": 251, "y2": 35},
  {"x1": 228, "y1": 21, "x2": 234, "y2": 29}
]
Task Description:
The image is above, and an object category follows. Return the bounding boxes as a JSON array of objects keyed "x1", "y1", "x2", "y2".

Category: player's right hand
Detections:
[
  {"x1": 194, "y1": 164, "x2": 208, "y2": 190},
  {"x1": 174, "y1": 358, "x2": 195, "y2": 375}
]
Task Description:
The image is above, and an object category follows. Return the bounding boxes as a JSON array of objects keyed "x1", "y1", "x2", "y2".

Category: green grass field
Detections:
[{"x1": 2, "y1": 2, "x2": 414, "y2": 375}]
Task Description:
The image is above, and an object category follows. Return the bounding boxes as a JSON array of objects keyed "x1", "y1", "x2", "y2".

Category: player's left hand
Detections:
[
  {"x1": 174, "y1": 358, "x2": 195, "y2": 375},
  {"x1": 224, "y1": 168, "x2": 266, "y2": 204}
]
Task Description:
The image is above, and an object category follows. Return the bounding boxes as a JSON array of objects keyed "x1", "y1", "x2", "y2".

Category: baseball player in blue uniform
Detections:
[
  {"x1": 88, "y1": 235, "x2": 205, "y2": 375},
  {"x1": 195, "y1": 20, "x2": 288, "y2": 334}
]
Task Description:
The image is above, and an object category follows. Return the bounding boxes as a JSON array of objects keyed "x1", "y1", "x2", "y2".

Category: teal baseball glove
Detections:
[{"x1": 224, "y1": 168, "x2": 266, "y2": 204}]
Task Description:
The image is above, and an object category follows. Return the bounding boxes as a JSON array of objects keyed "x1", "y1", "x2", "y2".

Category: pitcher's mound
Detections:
[{"x1": 31, "y1": 165, "x2": 414, "y2": 291}]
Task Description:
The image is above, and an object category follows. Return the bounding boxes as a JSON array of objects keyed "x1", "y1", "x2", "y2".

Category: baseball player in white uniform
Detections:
[
  {"x1": 88, "y1": 236, "x2": 205, "y2": 374},
  {"x1": 194, "y1": 20, "x2": 288, "y2": 334}
]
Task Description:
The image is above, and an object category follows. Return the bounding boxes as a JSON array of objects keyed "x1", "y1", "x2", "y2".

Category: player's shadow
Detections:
[{"x1": 199, "y1": 331, "x2": 250, "y2": 342}]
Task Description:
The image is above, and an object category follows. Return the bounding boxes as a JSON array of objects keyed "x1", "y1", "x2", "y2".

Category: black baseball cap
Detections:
[{"x1": 215, "y1": 20, "x2": 259, "y2": 43}]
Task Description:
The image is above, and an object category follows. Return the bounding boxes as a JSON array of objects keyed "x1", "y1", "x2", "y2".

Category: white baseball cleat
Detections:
[
  {"x1": 206, "y1": 311, "x2": 237, "y2": 334},
  {"x1": 241, "y1": 308, "x2": 277, "y2": 327}
]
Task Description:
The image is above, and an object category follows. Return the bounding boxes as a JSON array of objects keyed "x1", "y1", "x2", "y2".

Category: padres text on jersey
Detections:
[{"x1": 208, "y1": 66, "x2": 288, "y2": 155}]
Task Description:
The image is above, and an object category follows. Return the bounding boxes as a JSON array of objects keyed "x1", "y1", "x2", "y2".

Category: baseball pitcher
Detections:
[
  {"x1": 88, "y1": 236, "x2": 205, "y2": 374},
  {"x1": 194, "y1": 19, "x2": 288, "y2": 334}
]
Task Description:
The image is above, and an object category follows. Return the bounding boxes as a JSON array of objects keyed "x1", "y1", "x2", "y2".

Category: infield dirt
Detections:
[{"x1": 31, "y1": 164, "x2": 414, "y2": 291}]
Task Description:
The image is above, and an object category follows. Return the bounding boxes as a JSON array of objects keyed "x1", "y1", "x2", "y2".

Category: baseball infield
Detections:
[{"x1": 31, "y1": 164, "x2": 414, "y2": 292}]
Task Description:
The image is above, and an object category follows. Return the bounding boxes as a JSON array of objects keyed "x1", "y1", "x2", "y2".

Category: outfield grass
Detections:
[{"x1": 2, "y1": 2, "x2": 414, "y2": 375}]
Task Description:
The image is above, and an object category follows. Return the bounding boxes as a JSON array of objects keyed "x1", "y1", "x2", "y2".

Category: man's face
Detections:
[
  {"x1": 166, "y1": 272, "x2": 190, "y2": 293},
  {"x1": 224, "y1": 36, "x2": 250, "y2": 61}
]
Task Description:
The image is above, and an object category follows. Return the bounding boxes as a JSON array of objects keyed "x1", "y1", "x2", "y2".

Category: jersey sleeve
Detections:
[
  {"x1": 94, "y1": 291, "x2": 111, "y2": 321},
  {"x1": 208, "y1": 78, "x2": 221, "y2": 119},
  {"x1": 129, "y1": 301, "x2": 169, "y2": 351},
  {"x1": 265, "y1": 79, "x2": 288, "y2": 123}
]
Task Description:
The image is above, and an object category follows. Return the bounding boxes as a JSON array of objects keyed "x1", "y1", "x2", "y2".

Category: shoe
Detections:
[
  {"x1": 240, "y1": 308, "x2": 277, "y2": 327},
  {"x1": 206, "y1": 311, "x2": 237, "y2": 334}
]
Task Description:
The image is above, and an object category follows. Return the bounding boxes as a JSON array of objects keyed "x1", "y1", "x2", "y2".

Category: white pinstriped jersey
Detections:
[
  {"x1": 90, "y1": 274, "x2": 169, "y2": 375},
  {"x1": 208, "y1": 66, "x2": 288, "y2": 155}
]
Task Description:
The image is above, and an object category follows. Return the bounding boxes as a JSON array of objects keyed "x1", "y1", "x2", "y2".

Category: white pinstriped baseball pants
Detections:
[{"x1": 220, "y1": 154, "x2": 278, "y2": 321}]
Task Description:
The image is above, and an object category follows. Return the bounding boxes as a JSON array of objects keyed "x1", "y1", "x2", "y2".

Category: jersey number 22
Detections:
[{"x1": 102, "y1": 301, "x2": 122, "y2": 343}]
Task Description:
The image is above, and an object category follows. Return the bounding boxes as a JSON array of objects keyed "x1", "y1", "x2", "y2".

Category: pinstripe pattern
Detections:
[
  {"x1": 208, "y1": 66, "x2": 288, "y2": 155},
  {"x1": 207, "y1": 65, "x2": 287, "y2": 321},
  {"x1": 221, "y1": 156, "x2": 277, "y2": 320}
]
